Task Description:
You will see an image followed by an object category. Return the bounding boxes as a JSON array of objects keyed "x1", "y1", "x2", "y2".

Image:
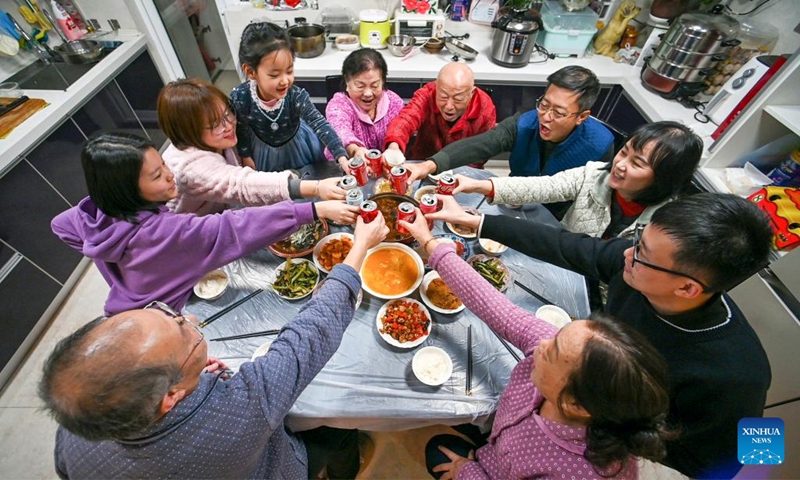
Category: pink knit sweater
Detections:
[
  {"x1": 324, "y1": 90, "x2": 404, "y2": 159},
  {"x1": 428, "y1": 244, "x2": 637, "y2": 480},
  {"x1": 163, "y1": 144, "x2": 293, "y2": 216}
]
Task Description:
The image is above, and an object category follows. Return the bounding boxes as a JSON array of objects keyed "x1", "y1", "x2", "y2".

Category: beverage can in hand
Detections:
[
  {"x1": 390, "y1": 166, "x2": 409, "y2": 195},
  {"x1": 348, "y1": 156, "x2": 368, "y2": 186},
  {"x1": 366, "y1": 149, "x2": 383, "y2": 178},
  {"x1": 360, "y1": 200, "x2": 379, "y2": 223},
  {"x1": 397, "y1": 201, "x2": 416, "y2": 235},
  {"x1": 339, "y1": 175, "x2": 358, "y2": 191},
  {"x1": 346, "y1": 188, "x2": 364, "y2": 206},
  {"x1": 437, "y1": 174, "x2": 458, "y2": 195},
  {"x1": 419, "y1": 193, "x2": 438, "y2": 229}
]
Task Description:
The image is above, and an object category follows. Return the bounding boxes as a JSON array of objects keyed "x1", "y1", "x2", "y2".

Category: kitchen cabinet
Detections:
[
  {"x1": 114, "y1": 51, "x2": 169, "y2": 148},
  {"x1": 595, "y1": 85, "x2": 648, "y2": 135},
  {"x1": 24, "y1": 118, "x2": 88, "y2": 206}
]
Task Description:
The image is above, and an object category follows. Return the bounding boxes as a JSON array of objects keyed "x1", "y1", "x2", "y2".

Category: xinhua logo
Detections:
[{"x1": 738, "y1": 418, "x2": 784, "y2": 465}]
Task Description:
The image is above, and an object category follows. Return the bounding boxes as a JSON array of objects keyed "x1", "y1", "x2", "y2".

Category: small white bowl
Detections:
[
  {"x1": 251, "y1": 340, "x2": 273, "y2": 361},
  {"x1": 478, "y1": 237, "x2": 508, "y2": 256},
  {"x1": 536, "y1": 305, "x2": 572, "y2": 329},
  {"x1": 413, "y1": 185, "x2": 437, "y2": 203},
  {"x1": 193, "y1": 270, "x2": 229, "y2": 300},
  {"x1": 376, "y1": 298, "x2": 431, "y2": 348},
  {"x1": 272, "y1": 259, "x2": 319, "y2": 301},
  {"x1": 419, "y1": 271, "x2": 465, "y2": 315},
  {"x1": 412, "y1": 346, "x2": 453, "y2": 386},
  {"x1": 335, "y1": 34, "x2": 360, "y2": 51}
]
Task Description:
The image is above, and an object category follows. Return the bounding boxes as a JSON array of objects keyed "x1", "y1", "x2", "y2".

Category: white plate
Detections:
[
  {"x1": 412, "y1": 346, "x2": 453, "y2": 386},
  {"x1": 361, "y1": 243, "x2": 424, "y2": 300},
  {"x1": 251, "y1": 340, "x2": 273, "y2": 361},
  {"x1": 375, "y1": 298, "x2": 432, "y2": 349},
  {"x1": 271, "y1": 259, "x2": 319, "y2": 300},
  {"x1": 418, "y1": 271, "x2": 465, "y2": 314},
  {"x1": 313, "y1": 232, "x2": 355, "y2": 274}
]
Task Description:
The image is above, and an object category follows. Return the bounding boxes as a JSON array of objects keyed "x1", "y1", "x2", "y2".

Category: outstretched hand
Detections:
[
  {"x1": 453, "y1": 175, "x2": 492, "y2": 196},
  {"x1": 425, "y1": 195, "x2": 481, "y2": 230},
  {"x1": 432, "y1": 446, "x2": 475, "y2": 480},
  {"x1": 344, "y1": 213, "x2": 389, "y2": 270},
  {"x1": 314, "y1": 201, "x2": 360, "y2": 225},
  {"x1": 317, "y1": 177, "x2": 346, "y2": 201},
  {"x1": 397, "y1": 207, "x2": 433, "y2": 244}
]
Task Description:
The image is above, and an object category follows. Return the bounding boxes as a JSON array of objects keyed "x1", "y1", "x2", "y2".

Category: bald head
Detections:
[
  {"x1": 39, "y1": 310, "x2": 185, "y2": 441},
  {"x1": 435, "y1": 63, "x2": 476, "y2": 123}
]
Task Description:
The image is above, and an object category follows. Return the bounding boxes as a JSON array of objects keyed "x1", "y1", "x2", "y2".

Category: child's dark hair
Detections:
[{"x1": 238, "y1": 22, "x2": 293, "y2": 72}]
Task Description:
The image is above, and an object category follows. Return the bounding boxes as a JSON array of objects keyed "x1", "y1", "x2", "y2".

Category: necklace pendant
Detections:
[{"x1": 270, "y1": 122, "x2": 279, "y2": 131}]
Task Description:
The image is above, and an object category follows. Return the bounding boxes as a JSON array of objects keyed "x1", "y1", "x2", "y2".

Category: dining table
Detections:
[{"x1": 183, "y1": 163, "x2": 590, "y2": 432}]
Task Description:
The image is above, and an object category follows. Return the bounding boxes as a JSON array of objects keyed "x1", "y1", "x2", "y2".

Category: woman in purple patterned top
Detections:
[
  {"x1": 399, "y1": 199, "x2": 675, "y2": 479},
  {"x1": 325, "y1": 48, "x2": 404, "y2": 168}
]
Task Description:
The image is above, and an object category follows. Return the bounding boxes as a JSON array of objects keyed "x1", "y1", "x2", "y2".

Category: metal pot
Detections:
[
  {"x1": 647, "y1": 55, "x2": 715, "y2": 82},
  {"x1": 287, "y1": 19, "x2": 326, "y2": 58},
  {"x1": 661, "y1": 12, "x2": 739, "y2": 55},
  {"x1": 653, "y1": 43, "x2": 729, "y2": 70},
  {"x1": 54, "y1": 40, "x2": 104, "y2": 64}
]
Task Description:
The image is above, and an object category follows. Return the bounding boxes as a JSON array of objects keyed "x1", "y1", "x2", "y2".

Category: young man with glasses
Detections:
[
  {"x1": 383, "y1": 62, "x2": 496, "y2": 167},
  {"x1": 426, "y1": 192, "x2": 773, "y2": 479},
  {"x1": 40, "y1": 215, "x2": 390, "y2": 480},
  {"x1": 405, "y1": 66, "x2": 613, "y2": 187}
]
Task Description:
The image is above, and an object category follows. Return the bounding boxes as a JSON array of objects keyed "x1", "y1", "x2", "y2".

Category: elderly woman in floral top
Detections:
[
  {"x1": 325, "y1": 48, "x2": 404, "y2": 168},
  {"x1": 399, "y1": 198, "x2": 676, "y2": 479}
]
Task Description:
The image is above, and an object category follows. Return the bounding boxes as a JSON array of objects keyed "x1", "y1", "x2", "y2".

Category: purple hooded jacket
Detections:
[{"x1": 52, "y1": 197, "x2": 314, "y2": 315}]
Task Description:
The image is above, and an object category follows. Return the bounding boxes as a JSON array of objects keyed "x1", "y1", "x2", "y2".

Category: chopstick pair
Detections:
[
  {"x1": 466, "y1": 325, "x2": 473, "y2": 396},
  {"x1": 210, "y1": 329, "x2": 281, "y2": 342},
  {"x1": 198, "y1": 288, "x2": 263, "y2": 328},
  {"x1": 513, "y1": 280, "x2": 557, "y2": 308}
]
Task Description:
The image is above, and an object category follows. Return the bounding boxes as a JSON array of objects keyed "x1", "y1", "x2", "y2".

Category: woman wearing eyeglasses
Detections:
[
  {"x1": 158, "y1": 78, "x2": 346, "y2": 216},
  {"x1": 51, "y1": 132, "x2": 359, "y2": 316},
  {"x1": 454, "y1": 121, "x2": 702, "y2": 239},
  {"x1": 325, "y1": 49, "x2": 404, "y2": 165}
]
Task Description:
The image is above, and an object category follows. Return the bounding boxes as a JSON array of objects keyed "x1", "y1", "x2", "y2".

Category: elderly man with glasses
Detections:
[
  {"x1": 39, "y1": 215, "x2": 389, "y2": 480},
  {"x1": 425, "y1": 192, "x2": 773, "y2": 479},
  {"x1": 406, "y1": 66, "x2": 613, "y2": 216}
]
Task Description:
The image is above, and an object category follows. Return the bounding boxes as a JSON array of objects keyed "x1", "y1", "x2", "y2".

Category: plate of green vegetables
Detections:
[
  {"x1": 271, "y1": 258, "x2": 320, "y2": 300},
  {"x1": 466, "y1": 254, "x2": 511, "y2": 292}
]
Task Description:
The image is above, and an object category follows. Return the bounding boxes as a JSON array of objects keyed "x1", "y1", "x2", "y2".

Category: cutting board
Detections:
[{"x1": 0, "y1": 96, "x2": 49, "y2": 139}]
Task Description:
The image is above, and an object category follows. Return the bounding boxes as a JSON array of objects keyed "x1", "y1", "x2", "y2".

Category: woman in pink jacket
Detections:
[
  {"x1": 399, "y1": 200, "x2": 674, "y2": 479},
  {"x1": 158, "y1": 78, "x2": 346, "y2": 216}
]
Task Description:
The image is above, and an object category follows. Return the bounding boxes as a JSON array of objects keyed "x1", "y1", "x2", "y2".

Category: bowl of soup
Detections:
[
  {"x1": 361, "y1": 243, "x2": 424, "y2": 300},
  {"x1": 371, "y1": 193, "x2": 418, "y2": 243}
]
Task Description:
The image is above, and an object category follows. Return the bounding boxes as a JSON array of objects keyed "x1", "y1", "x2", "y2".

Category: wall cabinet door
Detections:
[
  {"x1": 0, "y1": 252, "x2": 62, "y2": 372},
  {"x1": 599, "y1": 86, "x2": 648, "y2": 135},
  {"x1": 71, "y1": 80, "x2": 148, "y2": 140},
  {"x1": 114, "y1": 51, "x2": 168, "y2": 149},
  {"x1": 0, "y1": 161, "x2": 82, "y2": 284},
  {"x1": 24, "y1": 118, "x2": 88, "y2": 206}
]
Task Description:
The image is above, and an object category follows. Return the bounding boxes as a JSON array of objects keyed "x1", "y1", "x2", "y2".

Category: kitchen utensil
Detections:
[
  {"x1": 513, "y1": 279, "x2": 557, "y2": 307},
  {"x1": 287, "y1": 18, "x2": 326, "y2": 58},
  {"x1": 0, "y1": 94, "x2": 29, "y2": 117},
  {"x1": 651, "y1": 44, "x2": 729, "y2": 70},
  {"x1": 54, "y1": 39, "x2": 102, "y2": 63},
  {"x1": 359, "y1": 9, "x2": 390, "y2": 49},
  {"x1": 386, "y1": 34, "x2": 416, "y2": 56},
  {"x1": 647, "y1": 54, "x2": 717, "y2": 82},
  {"x1": 210, "y1": 329, "x2": 281, "y2": 342},
  {"x1": 445, "y1": 38, "x2": 479, "y2": 61},
  {"x1": 466, "y1": 327, "x2": 472, "y2": 394},
  {"x1": 490, "y1": 7, "x2": 541, "y2": 67},
  {"x1": 660, "y1": 12, "x2": 740, "y2": 55},
  {"x1": 490, "y1": 327, "x2": 521, "y2": 362},
  {"x1": 198, "y1": 288, "x2": 264, "y2": 328},
  {"x1": 423, "y1": 37, "x2": 444, "y2": 53}
]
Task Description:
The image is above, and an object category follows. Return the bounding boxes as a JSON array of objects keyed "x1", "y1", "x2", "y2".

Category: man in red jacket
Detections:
[{"x1": 384, "y1": 62, "x2": 496, "y2": 166}]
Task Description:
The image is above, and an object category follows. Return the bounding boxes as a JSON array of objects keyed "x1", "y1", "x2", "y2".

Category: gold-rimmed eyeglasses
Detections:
[
  {"x1": 535, "y1": 96, "x2": 581, "y2": 121},
  {"x1": 144, "y1": 301, "x2": 205, "y2": 372}
]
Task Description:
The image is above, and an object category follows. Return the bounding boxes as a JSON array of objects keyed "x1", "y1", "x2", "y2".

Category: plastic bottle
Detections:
[{"x1": 50, "y1": 0, "x2": 84, "y2": 41}]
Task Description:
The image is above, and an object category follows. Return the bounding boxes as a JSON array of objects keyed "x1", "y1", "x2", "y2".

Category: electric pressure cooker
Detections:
[{"x1": 490, "y1": 8, "x2": 542, "y2": 68}]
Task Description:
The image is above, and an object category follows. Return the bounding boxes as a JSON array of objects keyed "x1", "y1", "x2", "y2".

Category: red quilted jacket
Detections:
[{"x1": 384, "y1": 82, "x2": 496, "y2": 162}]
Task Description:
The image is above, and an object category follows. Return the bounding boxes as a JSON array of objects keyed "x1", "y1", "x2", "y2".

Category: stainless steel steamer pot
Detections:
[
  {"x1": 660, "y1": 12, "x2": 739, "y2": 55},
  {"x1": 287, "y1": 20, "x2": 326, "y2": 58}
]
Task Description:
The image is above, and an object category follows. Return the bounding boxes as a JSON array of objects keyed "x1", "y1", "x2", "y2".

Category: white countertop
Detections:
[{"x1": 0, "y1": 34, "x2": 147, "y2": 175}]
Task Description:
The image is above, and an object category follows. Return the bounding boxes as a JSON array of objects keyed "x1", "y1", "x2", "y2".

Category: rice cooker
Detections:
[
  {"x1": 490, "y1": 8, "x2": 542, "y2": 68},
  {"x1": 360, "y1": 9, "x2": 391, "y2": 49}
]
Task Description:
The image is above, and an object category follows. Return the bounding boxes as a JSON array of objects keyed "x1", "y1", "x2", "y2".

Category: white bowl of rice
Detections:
[
  {"x1": 412, "y1": 346, "x2": 453, "y2": 386},
  {"x1": 193, "y1": 270, "x2": 229, "y2": 300}
]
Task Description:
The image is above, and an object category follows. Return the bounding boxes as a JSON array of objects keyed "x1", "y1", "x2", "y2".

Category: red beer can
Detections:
[
  {"x1": 339, "y1": 175, "x2": 358, "y2": 191},
  {"x1": 390, "y1": 166, "x2": 409, "y2": 195},
  {"x1": 437, "y1": 174, "x2": 458, "y2": 195},
  {"x1": 348, "y1": 157, "x2": 368, "y2": 186},
  {"x1": 419, "y1": 193, "x2": 438, "y2": 229},
  {"x1": 360, "y1": 200, "x2": 379, "y2": 223},
  {"x1": 397, "y1": 201, "x2": 416, "y2": 235},
  {"x1": 366, "y1": 149, "x2": 383, "y2": 178}
]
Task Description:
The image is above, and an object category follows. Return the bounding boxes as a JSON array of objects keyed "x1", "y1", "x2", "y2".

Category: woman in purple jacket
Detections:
[
  {"x1": 52, "y1": 132, "x2": 358, "y2": 316},
  {"x1": 399, "y1": 201, "x2": 674, "y2": 479}
]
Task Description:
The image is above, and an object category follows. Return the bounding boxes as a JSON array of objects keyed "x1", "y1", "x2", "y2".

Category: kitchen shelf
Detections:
[{"x1": 764, "y1": 105, "x2": 800, "y2": 137}]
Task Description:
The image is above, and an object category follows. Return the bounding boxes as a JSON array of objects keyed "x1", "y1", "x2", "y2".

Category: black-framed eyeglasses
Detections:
[
  {"x1": 535, "y1": 96, "x2": 581, "y2": 121},
  {"x1": 632, "y1": 224, "x2": 709, "y2": 291},
  {"x1": 144, "y1": 301, "x2": 205, "y2": 372},
  {"x1": 207, "y1": 108, "x2": 236, "y2": 136}
]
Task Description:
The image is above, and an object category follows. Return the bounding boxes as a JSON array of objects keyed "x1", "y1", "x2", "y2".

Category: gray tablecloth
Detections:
[{"x1": 185, "y1": 166, "x2": 589, "y2": 432}]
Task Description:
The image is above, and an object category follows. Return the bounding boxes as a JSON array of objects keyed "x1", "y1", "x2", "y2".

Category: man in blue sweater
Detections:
[
  {"x1": 406, "y1": 65, "x2": 614, "y2": 182},
  {"x1": 39, "y1": 214, "x2": 389, "y2": 479}
]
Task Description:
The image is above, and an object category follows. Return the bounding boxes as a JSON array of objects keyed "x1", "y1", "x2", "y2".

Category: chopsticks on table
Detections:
[
  {"x1": 198, "y1": 288, "x2": 263, "y2": 328},
  {"x1": 466, "y1": 325, "x2": 473, "y2": 396},
  {"x1": 489, "y1": 328, "x2": 522, "y2": 363},
  {"x1": 209, "y1": 329, "x2": 281, "y2": 342},
  {"x1": 513, "y1": 280, "x2": 556, "y2": 308}
]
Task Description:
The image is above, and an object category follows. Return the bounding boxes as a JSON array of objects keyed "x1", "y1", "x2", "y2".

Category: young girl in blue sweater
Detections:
[{"x1": 231, "y1": 22, "x2": 349, "y2": 172}]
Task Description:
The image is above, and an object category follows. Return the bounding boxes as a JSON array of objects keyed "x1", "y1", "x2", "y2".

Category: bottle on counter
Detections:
[
  {"x1": 50, "y1": 0, "x2": 83, "y2": 41},
  {"x1": 767, "y1": 149, "x2": 800, "y2": 187}
]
